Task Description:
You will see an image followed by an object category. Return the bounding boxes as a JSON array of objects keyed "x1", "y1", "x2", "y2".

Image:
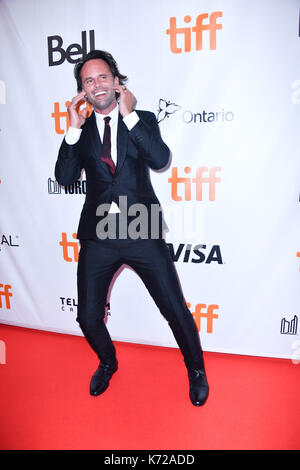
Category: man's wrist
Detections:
[
  {"x1": 123, "y1": 111, "x2": 139, "y2": 131},
  {"x1": 65, "y1": 126, "x2": 82, "y2": 145}
]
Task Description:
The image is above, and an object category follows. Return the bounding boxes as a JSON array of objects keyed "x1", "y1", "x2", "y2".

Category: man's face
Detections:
[{"x1": 80, "y1": 59, "x2": 118, "y2": 114}]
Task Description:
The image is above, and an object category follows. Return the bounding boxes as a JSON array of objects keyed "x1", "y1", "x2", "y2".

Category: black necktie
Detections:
[{"x1": 100, "y1": 116, "x2": 116, "y2": 174}]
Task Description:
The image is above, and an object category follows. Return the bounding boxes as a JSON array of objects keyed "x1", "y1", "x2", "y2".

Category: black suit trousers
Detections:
[{"x1": 76, "y1": 237, "x2": 204, "y2": 371}]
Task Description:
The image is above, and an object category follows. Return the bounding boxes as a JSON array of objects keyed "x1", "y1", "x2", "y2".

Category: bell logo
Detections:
[
  {"x1": 187, "y1": 302, "x2": 219, "y2": 333},
  {"x1": 52, "y1": 100, "x2": 92, "y2": 134},
  {"x1": 166, "y1": 12, "x2": 223, "y2": 53},
  {"x1": 0, "y1": 284, "x2": 12, "y2": 309},
  {"x1": 59, "y1": 233, "x2": 80, "y2": 262},
  {"x1": 48, "y1": 30, "x2": 95, "y2": 66},
  {"x1": 168, "y1": 166, "x2": 221, "y2": 201}
]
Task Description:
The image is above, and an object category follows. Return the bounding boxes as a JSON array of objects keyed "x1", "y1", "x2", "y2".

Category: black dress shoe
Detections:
[
  {"x1": 90, "y1": 360, "x2": 118, "y2": 396},
  {"x1": 188, "y1": 369, "x2": 209, "y2": 406}
]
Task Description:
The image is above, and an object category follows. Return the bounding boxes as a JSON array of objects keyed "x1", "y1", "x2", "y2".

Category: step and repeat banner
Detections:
[{"x1": 0, "y1": 0, "x2": 299, "y2": 360}]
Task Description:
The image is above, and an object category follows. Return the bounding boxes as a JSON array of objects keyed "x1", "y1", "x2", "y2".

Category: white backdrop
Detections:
[{"x1": 0, "y1": 0, "x2": 299, "y2": 360}]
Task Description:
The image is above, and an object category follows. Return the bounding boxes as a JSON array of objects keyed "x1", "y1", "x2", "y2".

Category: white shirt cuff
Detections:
[
  {"x1": 65, "y1": 126, "x2": 82, "y2": 145},
  {"x1": 123, "y1": 111, "x2": 139, "y2": 131}
]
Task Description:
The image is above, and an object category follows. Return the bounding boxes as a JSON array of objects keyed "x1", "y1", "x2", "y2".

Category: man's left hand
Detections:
[{"x1": 114, "y1": 85, "x2": 137, "y2": 117}]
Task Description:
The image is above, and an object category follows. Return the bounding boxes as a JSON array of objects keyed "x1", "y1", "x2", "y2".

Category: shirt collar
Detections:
[{"x1": 94, "y1": 104, "x2": 119, "y2": 127}]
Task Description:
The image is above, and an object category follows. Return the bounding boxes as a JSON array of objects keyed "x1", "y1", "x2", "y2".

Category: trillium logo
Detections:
[{"x1": 156, "y1": 99, "x2": 181, "y2": 123}]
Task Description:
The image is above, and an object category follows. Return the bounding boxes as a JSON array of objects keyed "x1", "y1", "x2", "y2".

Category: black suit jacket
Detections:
[{"x1": 55, "y1": 110, "x2": 170, "y2": 240}]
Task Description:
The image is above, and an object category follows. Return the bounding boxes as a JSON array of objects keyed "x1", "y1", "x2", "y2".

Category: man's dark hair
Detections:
[{"x1": 74, "y1": 50, "x2": 128, "y2": 92}]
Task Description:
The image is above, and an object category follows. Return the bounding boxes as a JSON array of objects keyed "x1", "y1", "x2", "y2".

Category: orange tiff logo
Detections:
[
  {"x1": 60, "y1": 233, "x2": 80, "y2": 262},
  {"x1": 0, "y1": 284, "x2": 12, "y2": 309},
  {"x1": 166, "y1": 12, "x2": 223, "y2": 53},
  {"x1": 168, "y1": 166, "x2": 221, "y2": 201},
  {"x1": 187, "y1": 302, "x2": 219, "y2": 333},
  {"x1": 51, "y1": 100, "x2": 92, "y2": 134}
]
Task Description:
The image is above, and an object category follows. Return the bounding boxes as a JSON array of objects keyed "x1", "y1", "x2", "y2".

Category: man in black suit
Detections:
[{"x1": 55, "y1": 50, "x2": 209, "y2": 406}]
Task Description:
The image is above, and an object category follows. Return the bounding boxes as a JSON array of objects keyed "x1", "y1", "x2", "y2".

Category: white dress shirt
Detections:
[{"x1": 65, "y1": 106, "x2": 139, "y2": 213}]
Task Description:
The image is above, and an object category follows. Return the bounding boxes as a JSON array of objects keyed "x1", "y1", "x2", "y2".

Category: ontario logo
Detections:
[{"x1": 157, "y1": 98, "x2": 234, "y2": 124}]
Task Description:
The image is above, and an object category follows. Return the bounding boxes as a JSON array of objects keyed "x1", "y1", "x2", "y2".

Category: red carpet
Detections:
[{"x1": 0, "y1": 324, "x2": 299, "y2": 450}]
